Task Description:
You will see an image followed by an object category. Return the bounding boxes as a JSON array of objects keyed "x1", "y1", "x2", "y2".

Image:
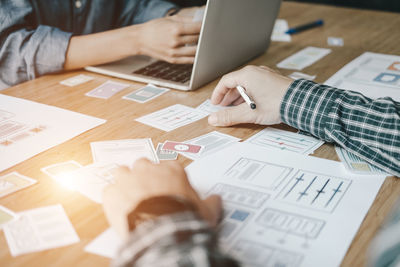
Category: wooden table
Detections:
[{"x1": 1, "y1": 2, "x2": 400, "y2": 266}]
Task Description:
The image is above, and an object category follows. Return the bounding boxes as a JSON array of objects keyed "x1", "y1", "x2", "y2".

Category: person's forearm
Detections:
[
  {"x1": 280, "y1": 79, "x2": 400, "y2": 176},
  {"x1": 64, "y1": 25, "x2": 140, "y2": 70},
  {"x1": 113, "y1": 212, "x2": 239, "y2": 267}
]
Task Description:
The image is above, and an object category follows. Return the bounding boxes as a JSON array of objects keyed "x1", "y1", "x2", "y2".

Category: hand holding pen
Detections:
[{"x1": 208, "y1": 65, "x2": 293, "y2": 127}]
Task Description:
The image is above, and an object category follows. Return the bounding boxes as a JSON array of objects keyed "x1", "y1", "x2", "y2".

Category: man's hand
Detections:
[
  {"x1": 208, "y1": 65, "x2": 293, "y2": 127},
  {"x1": 136, "y1": 16, "x2": 201, "y2": 64},
  {"x1": 65, "y1": 14, "x2": 201, "y2": 70},
  {"x1": 103, "y1": 159, "x2": 221, "y2": 240}
]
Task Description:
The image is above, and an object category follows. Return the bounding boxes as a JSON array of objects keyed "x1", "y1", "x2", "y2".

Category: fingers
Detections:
[
  {"x1": 170, "y1": 45, "x2": 197, "y2": 57},
  {"x1": 112, "y1": 165, "x2": 130, "y2": 176},
  {"x1": 232, "y1": 97, "x2": 245, "y2": 106},
  {"x1": 178, "y1": 35, "x2": 199, "y2": 46},
  {"x1": 164, "y1": 56, "x2": 195, "y2": 64},
  {"x1": 201, "y1": 195, "x2": 222, "y2": 227},
  {"x1": 142, "y1": 48, "x2": 195, "y2": 64},
  {"x1": 219, "y1": 88, "x2": 241, "y2": 106},
  {"x1": 180, "y1": 21, "x2": 202, "y2": 35},
  {"x1": 169, "y1": 17, "x2": 202, "y2": 34},
  {"x1": 211, "y1": 69, "x2": 245, "y2": 105},
  {"x1": 208, "y1": 103, "x2": 256, "y2": 127}
]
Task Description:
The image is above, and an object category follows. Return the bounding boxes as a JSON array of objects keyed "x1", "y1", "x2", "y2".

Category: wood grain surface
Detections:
[{"x1": 1, "y1": 2, "x2": 399, "y2": 266}]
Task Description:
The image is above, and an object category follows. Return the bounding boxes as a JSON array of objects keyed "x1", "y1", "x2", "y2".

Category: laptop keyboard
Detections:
[{"x1": 133, "y1": 61, "x2": 193, "y2": 84}]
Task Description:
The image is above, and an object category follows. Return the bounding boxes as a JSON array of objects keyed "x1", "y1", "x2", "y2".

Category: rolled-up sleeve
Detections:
[{"x1": 0, "y1": 1, "x2": 72, "y2": 89}]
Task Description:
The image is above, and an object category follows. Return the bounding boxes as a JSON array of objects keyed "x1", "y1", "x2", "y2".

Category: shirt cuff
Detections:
[
  {"x1": 112, "y1": 211, "x2": 210, "y2": 267},
  {"x1": 280, "y1": 79, "x2": 339, "y2": 141}
]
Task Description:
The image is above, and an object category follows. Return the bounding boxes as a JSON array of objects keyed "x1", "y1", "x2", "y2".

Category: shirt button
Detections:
[{"x1": 75, "y1": 0, "x2": 82, "y2": 8}]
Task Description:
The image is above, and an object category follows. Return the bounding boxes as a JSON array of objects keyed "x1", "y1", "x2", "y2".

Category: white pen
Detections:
[{"x1": 236, "y1": 85, "x2": 256, "y2": 109}]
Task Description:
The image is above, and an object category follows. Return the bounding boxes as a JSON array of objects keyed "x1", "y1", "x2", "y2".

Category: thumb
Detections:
[
  {"x1": 200, "y1": 195, "x2": 222, "y2": 227},
  {"x1": 208, "y1": 103, "x2": 255, "y2": 127}
]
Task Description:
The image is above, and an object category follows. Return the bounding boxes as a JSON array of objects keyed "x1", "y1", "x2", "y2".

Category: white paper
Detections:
[
  {"x1": 122, "y1": 84, "x2": 169, "y2": 104},
  {"x1": 277, "y1": 47, "x2": 332, "y2": 70},
  {"x1": 327, "y1": 37, "x2": 344, "y2": 47},
  {"x1": 335, "y1": 146, "x2": 387, "y2": 175},
  {"x1": 62, "y1": 163, "x2": 118, "y2": 203},
  {"x1": 0, "y1": 95, "x2": 106, "y2": 172},
  {"x1": 289, "y1": 72, "x2": 316, "y2": 81},
  {"x1": 325, "y1": 52, "x2": 400, "y2": 101},
  {"x1": 0, "y1": 205, "x2": 17, "y2": 229},
  {"x1": 3, "y1": 204, "x2": 79, "y2": 256},
  {"x1": 195, "y1": 99, "x2": 230, "y2": 115},
  {"x1": 60, "y1": 74, "x2": 94, "y2": 87},
  {"x1": 136, "y1": 104, "x2": 208, "y2": 132},
  {"x1": 271, "y1": 19, "x2": 291, "y2": 42},
  {"x1": 91, "y1": 138, "x2": 158, "y2": 166},
  {"x1": 180, "y1": 131, "x2": 241, "y2": 160},
  {"x1": 185, "y1": 143, "x2": 386, "y2": 267},
  {"x1": 85, "y1": 228, "x2": 122, "y2": 259},
  {"x1": 245, "y1": 128, "x2": 324, "y2": 155},
  {"x1": 0, "y1": 172, "x2": 37, "y2": 198},
  {"x1": 41, "y1": 161, "x2": 83, "y2": 178}
]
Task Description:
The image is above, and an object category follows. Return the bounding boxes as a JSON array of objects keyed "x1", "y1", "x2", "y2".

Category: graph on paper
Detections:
[
  {"x1": 207, "y1": 183, "x2": 270, "y2": 209},
  {"x1": 245, "y1": 128, "x2": 324, "y2": 155},
  {"x1": 218, "y1": 204, "x2": 254, "y2": 241},
  {"x1": 135, "y1": 104, "x2": 208, "y2": 132},
  {"x1": 230, "y1": 239, "x2": 303, "y2": 267},
  {"x1": 0, "y1": 110, "x2": 48, "y2": 147},
  {"x1": 256, "y1": 208, "x2": 325, "y2": 239},
  {"x1": 224, "y1": 157, "x2": 293, "y2": 190},
  {"x1": 181, "y1": 131, "x2": 241, "y2": 160},
  {"x1": 278, "y1": 170, "x2": 351, "y2": 213}
]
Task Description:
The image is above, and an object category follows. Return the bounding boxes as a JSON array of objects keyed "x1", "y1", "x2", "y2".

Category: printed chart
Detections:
[
  {"x1": 278, "y1": 170, "x2": 351, "y2": 213},
  {"x1": 245, "y1": 128, "x2": 323, "y2": 155},
  {"x1": 230, "y1": 240, "x2": 303, "y2": 267},
  {"x1": 256, "y1": 208, "x2": 325, "y2": 239},
  {"x1": 218, "y1": 204, "x2": 253, "y2": 241},
  {"x1": 207, "y1": 183, "x2": 269, "y2": 209},
  {"x1": 181, "y1": 131, "x2": 240, "y2": 160},
  {"x1": 325, "y1": 52, "x2": 400, "y2": 101},
  {"x1": 135, "y1": 104, "x2": 208, "y2": 132},
  {"x1": 0, "y1": 95, "x2": 105, "y2": 173},
  {"x1": 224, "y1": 157, "x2": 293, "y2": 190}
]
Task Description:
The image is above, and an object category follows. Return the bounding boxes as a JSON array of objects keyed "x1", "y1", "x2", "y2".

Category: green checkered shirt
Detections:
[{"x1": 281, "y1": 79, "x2": 400, "y2": 177}]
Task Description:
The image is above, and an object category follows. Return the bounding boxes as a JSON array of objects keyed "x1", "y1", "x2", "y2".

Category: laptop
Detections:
[{"x1": 85, "y1": 0, "x2": 282, "y2": 91}]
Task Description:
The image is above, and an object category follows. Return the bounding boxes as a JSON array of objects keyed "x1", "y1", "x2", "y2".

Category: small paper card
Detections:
[
  {"x1": 0, "y1": 172, "x2": 37, "y2": 198},
  {"x1": 3, "y1": 204, "x2": 80, "y2": 256},
  {"x1": 123, "y1": 84, "x2": 169, "y2": 103},
  {"x1": 0, "y1": 206, "x2": 17, "y2": 229},
  {"x1": 86, "y1": 81, "x2": 130, "y2": 99},
  {"x1": 277, "y1": 46, "x2": 331, "y2": 70},
  {"x1": 162, "y1": 141, "x2": 203, "y2": 154},
  {"x1": 156, "y1": 143, "x2": 178, "y2": 160},
  {"x1": 60, "y1": 74, "x2": 94, "y2": 87}
]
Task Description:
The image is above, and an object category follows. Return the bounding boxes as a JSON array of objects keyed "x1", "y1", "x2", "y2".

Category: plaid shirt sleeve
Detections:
[
  {"x1": 112, "y1": 212, "x2": 239, "y2": 267},
  {"x1": 281, "y1": 79, "x2": 400, "y2": 177}
]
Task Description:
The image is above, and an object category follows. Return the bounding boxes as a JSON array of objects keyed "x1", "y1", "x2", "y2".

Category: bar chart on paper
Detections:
[
  {"x1": 245, "y1": 128, "x2": 324, "y2": 155},
  {"x1": 135, "y1": 104, "x2": 208, "y2": 132},
  {"x1": 278, "y1": 170, "x2": 352, "y2": 213}
]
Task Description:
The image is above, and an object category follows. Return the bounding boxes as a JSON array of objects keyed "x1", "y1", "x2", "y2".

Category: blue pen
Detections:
[{"x1": 285, "y1": 19, "x2": 324, "y2": 35}]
